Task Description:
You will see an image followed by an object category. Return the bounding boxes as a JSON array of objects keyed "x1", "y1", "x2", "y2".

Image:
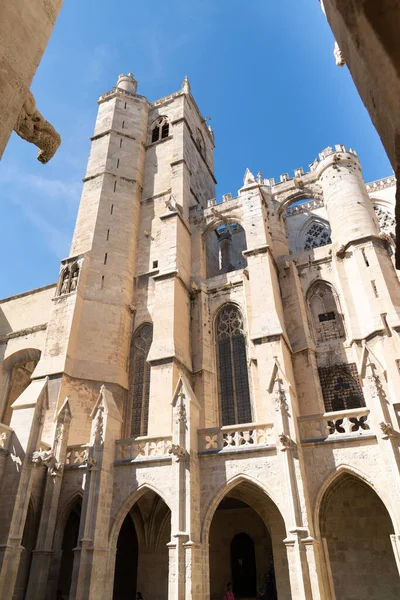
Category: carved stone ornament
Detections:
[
  {"x1": 0, "y1": 432, "x2": 7, "y2": 448},
  {"x1": 32, "y1": 449, "x2": 63, "y2": 477},
  {"x1": 168, "y1": 443, "x2": 186, "y2": 462},
  {"x1": 279, "y1": 433, "x2": 292, "y2": 452},
  {"x1": 13, "y1": 90, "x2": 61, "y2": 164},
  {"x1": 274, "y1": 383, "x2": 289, "y2": 414},
  {"x1": 379, "y1": 422, "x2": 394, "y2": 440},
  {"x1": 176, "y1": 392, "x2": 187, "y2": 425},
  {"x1": 334, "y1": 41, "x2": 346, "y2": 67},
  {"x1": 82, "y1": 449, "x2": 97, "y2": 469},
  {"x1": 94, "y1": 406, "x2": 104, "y2": 445}
]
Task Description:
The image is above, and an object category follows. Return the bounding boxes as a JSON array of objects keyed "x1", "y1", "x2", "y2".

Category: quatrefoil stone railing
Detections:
[
  {"x1": 115, "y1": 435, "x2": 172, "y2": 462},
  {"x1": 198, "y1": 423, "x2": 274, "y2": 454},
  {"x1": 298, "y1": 408, "x2": 371, "y2": 442}
]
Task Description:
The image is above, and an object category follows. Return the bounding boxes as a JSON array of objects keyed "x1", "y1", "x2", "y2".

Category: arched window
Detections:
[
  {"x1": 151, "y1": 116, "x2": 169, "y2": 143},
  {"x1": 129, "y1": 324, "x2": 153, "y2": 436},
  {"x1": 205, "y1": 222, "x2": 248, "y2": 278},
  {"x1": 216, "y1": 304, "x2": 252, "y2": 425},
  {"x1": 303, "y1": 219, "x2": 332, "y2": 251},
  {"x1": 307, "y1": 281, "x2": 345, "y2": 344}
]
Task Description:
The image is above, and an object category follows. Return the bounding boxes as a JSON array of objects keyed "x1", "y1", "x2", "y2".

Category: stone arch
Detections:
[
  {"x1": 55, "y1": 496, "x2": 82, "y2": 599},
  {"x1": 203, "y1": 217, "x2": 248, "y2": 278},
  {"x1": 53, "y1": 492, "x2": 84, "y2": 551},
  {"x1": 0, "y1": 347, "x2": 41, "y2": 425},
  {"x1": 110, "y1": 484, "x2": 172, "y2": 600},
  {"x1": 313, "y1": 464, "x2": 399, "y2": 539},
  {"x1": 203, "y1": 475, "x2": 290, "y2": 599},
  {"x1": 316, "y1": 466, "x2": 400, "y2": 599},
  {"x1": 201, "y1": 473, "x2": 286, "y2": 545},
  {"x1": 296, "y1": 215, "x2": 332, "y2": 252},
  {"x1": 278, "y1": 188, "x2": 321, "y2": 215},
  {"x1": 306, "y1": 279, "x2": 346, "y2": 344},
  {"x1": 109, "y1": 482, "x2": 172, "y2": 551}
]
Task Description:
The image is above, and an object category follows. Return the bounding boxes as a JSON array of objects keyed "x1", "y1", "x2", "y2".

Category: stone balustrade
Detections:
[
  {"x1": 198, "y1": 423, "x2": 274, "y2": 454},
  {"x1": 115, "y1": 435, "x2": 172, "y2": 462},
  {"x1": 298, "y1": 407, "x2": 371, "y2": 443},
  {"x1": 0, "y1": 423, "x2": 12, "y2": 452},
  {"x1": 65, "y1": 444, "x2": 88, "y2": 467}
]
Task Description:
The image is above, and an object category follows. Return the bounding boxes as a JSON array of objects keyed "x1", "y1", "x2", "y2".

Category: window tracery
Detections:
[
  {"x1": 216, "y1": 304, "x2": 252, "y2": 426},
  {"x1": 318, "y1": 363, "x2": 365, "y2": 412},
  {"x1": 129, "y1": 324, "x2": 153, "y2": 437},
  {"x1": 151, "y1": 116, "x2": 169, "y2": 143},
  {"x1": 303, "y1": 221, "x2": 332, "y2": 250},
  {"x1": 373, "y1": 205, "x2": 395, "y2": 238}
]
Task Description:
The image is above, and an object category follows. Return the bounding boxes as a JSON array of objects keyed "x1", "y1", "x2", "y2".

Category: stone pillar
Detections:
[
  {"x1": 69, "y1": 386, "x2": 121, "y2": 600},
  {"x1": 168, "y1": 375, "x2": 203, "y2": 599},
  {"x1": 0, "y1": 378, "x2": 48, "y2": 599},
  {"x1": 25, "y1": 398, "x2": 72, "y2": 599}
]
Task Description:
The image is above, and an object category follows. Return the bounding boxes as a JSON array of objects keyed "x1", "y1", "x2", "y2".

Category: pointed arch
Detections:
[
  {"x1": 316, "y1": 466, "x2": 400, "y2": 599},
  {"x1": 201, "y1": 473, "x2": 285, "y2": 544},
  {"x1": 150, "y1": 115, "x2": 169, "y2": 143},
  {"x1": 0, "y1": 348, "x2": 41, "y2": 426},
  {"x1": 306, "y1": 279, "x2": 345, "y2": 344},
  {"x1": 297, "y1": 215, "x2": 332, "y2": 252},
  {"x1": 215, "y1": 303, "x2": 252, "y2": 425},
  {"x1": 109, "y1": 483, "x2": 172, "y2": 551},
  {"x1": 129, "y1": 322, "x2": 153, "y2": 437},
  {"x1": 313, "y1": 464, "x2": 400, "y2": 537}
]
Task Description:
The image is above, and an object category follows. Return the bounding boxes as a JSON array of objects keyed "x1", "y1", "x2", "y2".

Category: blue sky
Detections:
[{"x1": 0, "y1": 0, "x2": 392, "y2": 298}]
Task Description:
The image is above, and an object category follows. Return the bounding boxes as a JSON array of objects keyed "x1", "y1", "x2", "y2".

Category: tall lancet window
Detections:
[
  {"x1": 216, "y1": 304, "x2": 252, "y2": 426},
  {"x1": 129, "y1": 324, "x2": 153, "y2": 437}
]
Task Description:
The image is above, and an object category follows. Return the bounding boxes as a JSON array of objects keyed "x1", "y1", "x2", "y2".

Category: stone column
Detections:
[
  {"x1": 25, "y1": 398, "x2": 72, "y2": 599},
  {"x1": 168, "y1": 375, "x2": 203, "y2": 600},
  {"x1": 0, "y1": 378, "x2": 48, "y2": 599},
  {"x1": 69, "y1": 386, "x2": 121, "y2": 600}
]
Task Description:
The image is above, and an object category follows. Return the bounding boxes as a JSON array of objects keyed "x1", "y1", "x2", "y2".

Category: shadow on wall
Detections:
[{"x1": 205, "y1": 222, "x2": 247, "y2": 279}]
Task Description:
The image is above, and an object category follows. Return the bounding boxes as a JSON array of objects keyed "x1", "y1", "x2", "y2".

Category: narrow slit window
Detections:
[
  {"x1": 152, "y1": 260, "x2": 158, "y2": 269},
  {"x1": 106, "y1": 229, "x2": 110, "y2": 241},
  {"x1": 124, "y1": 102, "x2": 127, "y2": 109},
  {"x1": 122, "y1": 121, "x2": 125, "y2": 129},
  {"x1": 110, "y1": 204, "x2": 114, "y2": 215},
  {"x1": 381, "y1": 313, "x2": 391, "y2": 335},
  {"x1": 113, "y1": 181, "x2": 117, "y2": 192},
  {"x1": 362, "y1": 249, "x2": 370, "y2": 267},
  {"x1": 120, "y1": 138, "x2": 123, "y2": 148},
  {"x1": 116, "y1": 159, "x2": 120, "y2": 168},
  {"x1": 371, "y1": 280, "x2": 379, "y2": 297},
  {"x1": 101, "y1": 276, "x2": 105, "y2": 289},
  {"x1": 104, "y1": 253, "x2": 108, "y2": 265}
]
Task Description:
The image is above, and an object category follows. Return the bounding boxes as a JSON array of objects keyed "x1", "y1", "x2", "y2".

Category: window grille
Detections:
[
  {"x1": 129, "y1": 324, "x2": 153, "y2": 436},
  {"x1": 216, "y1": 304, "x2": 252, "y2": 425},
  {"x1": 304, "y1": 221, "x2": 332, "y2": 250},
  {"x1": 318, "y1": 362, "x2": 365, "y2": 412}
]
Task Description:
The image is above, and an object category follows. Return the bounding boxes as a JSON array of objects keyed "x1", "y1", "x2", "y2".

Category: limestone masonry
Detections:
[{"x1": 1, "y1": 73, "x2": 400, "y2": 600}]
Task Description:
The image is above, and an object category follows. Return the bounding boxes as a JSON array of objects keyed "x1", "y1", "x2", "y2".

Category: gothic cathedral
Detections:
[{"x1": 1, "y1": 73, "x2": 400, "y2": 600}]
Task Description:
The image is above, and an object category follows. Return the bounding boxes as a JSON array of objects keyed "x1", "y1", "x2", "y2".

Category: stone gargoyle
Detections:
[
  {"x1": 32, "y1": 449, "x2": 62, "y2": 476},
  {"x1": 13, "y1": 89, "x2": 61, "y2": 164}
]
